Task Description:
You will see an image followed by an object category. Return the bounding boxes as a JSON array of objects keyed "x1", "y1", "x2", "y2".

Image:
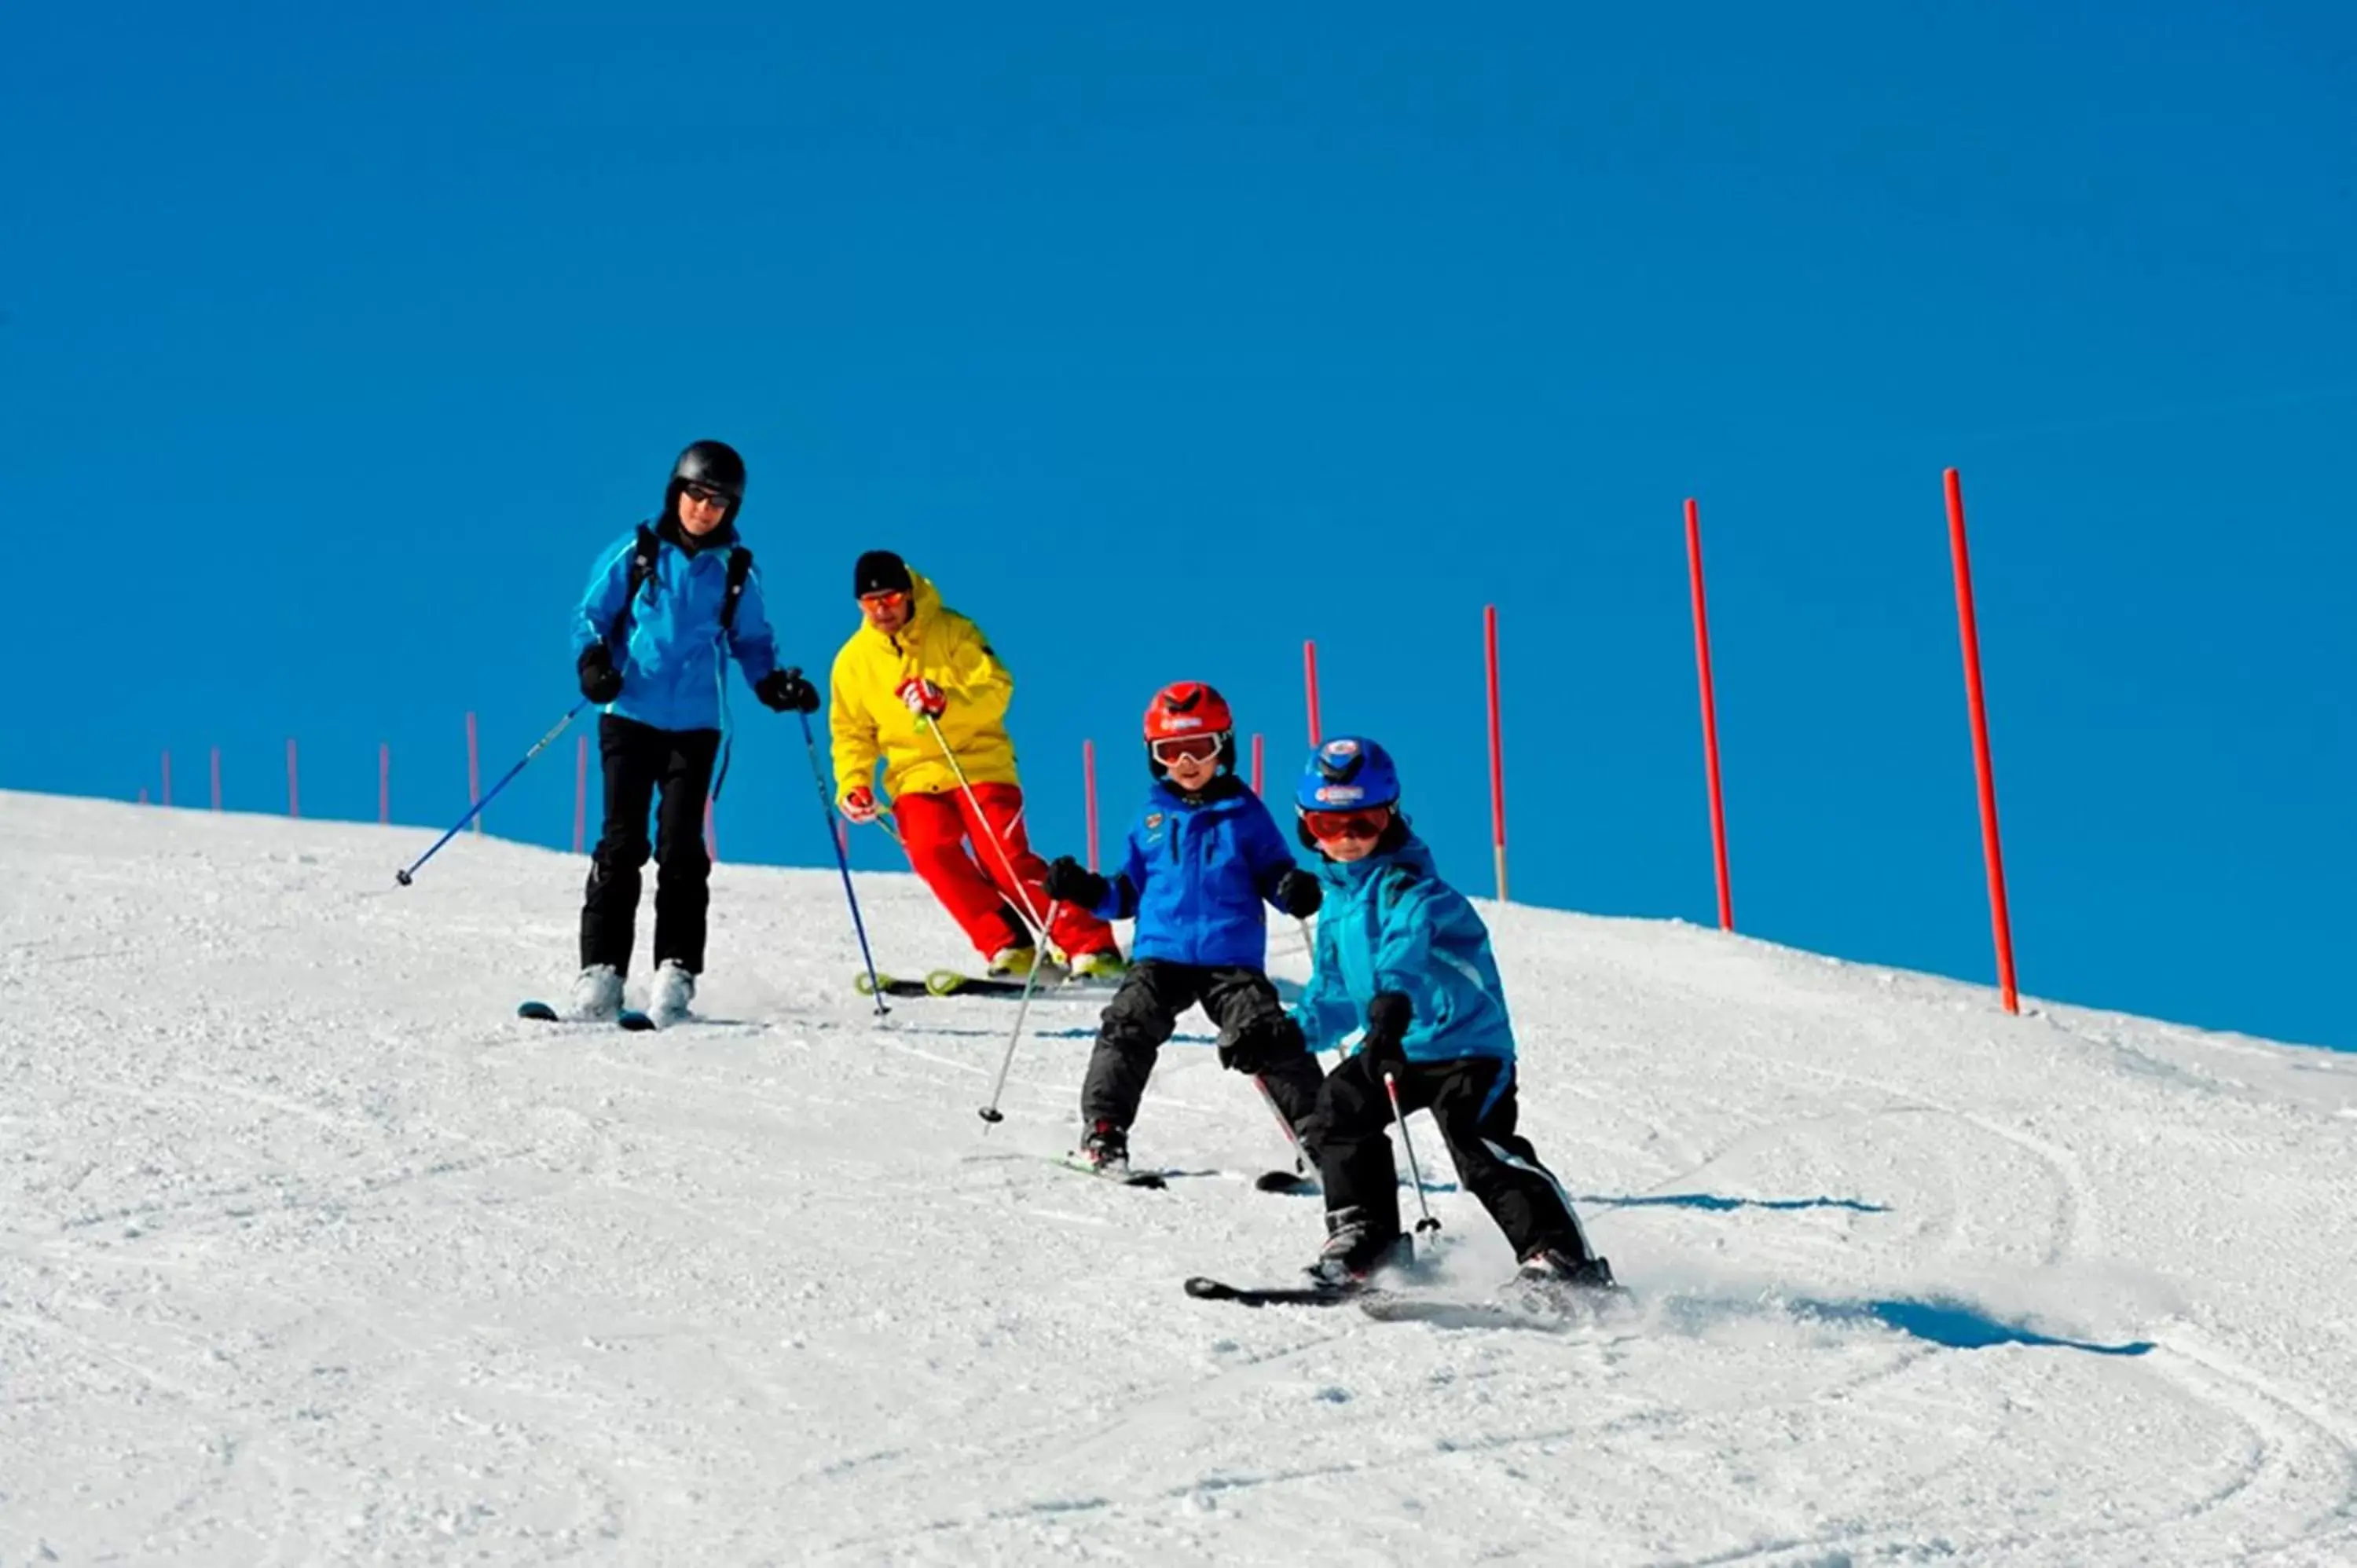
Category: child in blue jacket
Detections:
[
  {"x1": 1042, "y1": 683, "x2": 1325, "y2": 1179},
  {"x1": 1290, "y1": 736, "x2": 1615, "y2": 1299}
]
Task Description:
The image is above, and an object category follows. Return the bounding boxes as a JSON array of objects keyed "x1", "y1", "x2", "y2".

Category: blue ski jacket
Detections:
[
  {"x1": 572, "y1": 523, "x2": 782, "y2": 734},
  {"x1": 1090, "y1": 779, "x2": 1302, "y2": 969},
  {"x1": 1294, "y1": 830, "x2": 1516, "y2": 1065}
]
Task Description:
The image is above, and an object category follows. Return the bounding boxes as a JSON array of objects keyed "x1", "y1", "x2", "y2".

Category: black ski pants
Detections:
[
  {"x1": 1307, "y1": 1050, "x2": 1594, "y2": 1266},
  {"x1": 579, "y1": 714, "x2": 721, "y2": 976},
  {"x1": 1080, "y1": 961, "x2": 1326, "y2": 1151}
]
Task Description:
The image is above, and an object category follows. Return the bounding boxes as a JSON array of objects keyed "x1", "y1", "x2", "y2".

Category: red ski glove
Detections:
[
  {"x1": 841, "y1": 786, "x2": 880, "y2": 825},
  {"x1": 896, "y1": 678, "x2": 947, "y2": 717}
]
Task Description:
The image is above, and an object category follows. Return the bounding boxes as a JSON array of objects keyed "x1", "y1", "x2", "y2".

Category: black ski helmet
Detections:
[{"x1": 667, "y1": 439, "x2": 746, "y2": 523}]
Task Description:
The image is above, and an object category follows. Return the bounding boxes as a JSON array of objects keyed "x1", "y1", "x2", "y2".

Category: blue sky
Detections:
[{"x1": 5, "y1": 2, "x2": 2352, "y2": 1048}]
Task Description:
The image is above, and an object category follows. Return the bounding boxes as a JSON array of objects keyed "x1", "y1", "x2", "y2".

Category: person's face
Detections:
[
  {"x1": 1303, "y1": 805, "x2": 1391, "y2": 863},
  {"x1": 861, "y1": 589, "x2": 912, "y2": 635},
  {"x1": 677, "y1": 482, "x2": 731, "y2": 536},
  {"x1": 1163, "y1": 748, "x2": 1221, "y2": 792}
]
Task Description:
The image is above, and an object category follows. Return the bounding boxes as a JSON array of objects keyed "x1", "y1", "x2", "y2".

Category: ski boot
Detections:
[
  {"x1": 1304, "y1": 1206, "x2": 1412, "y2": 1291},
  {"x1": 570, "y1": 964, "x2": 625, "y2": 1022},
  {"x1": 1078, "y1": 1119, "x2": 1131, "y2": 1180},
  {"x1": 647, "y1": 960, "x2": 695, "y2": 1027},
  {"x1": 1506, "y1": 1246, "x2": 1622, "y2": 1316}
]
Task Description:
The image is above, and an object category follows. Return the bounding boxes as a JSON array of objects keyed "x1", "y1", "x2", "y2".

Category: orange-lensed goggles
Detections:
[
  {"x1": 1300, "y1": 804, "x2": 1392, "y2": 842},
  {"x1": 1149, "y1": 733, "x2": 1225, "y2": 766},
  {"x1": 859, "y1": 589, "x2": 911, "y2": 610}
]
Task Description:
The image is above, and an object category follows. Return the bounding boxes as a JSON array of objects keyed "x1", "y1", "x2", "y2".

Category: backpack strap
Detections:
[
  {"x1": 719, "y1": 545, "x2": 753, "y2": 635},
  {"x1": 606, "y1": 524, "x2": 663, "y2": 649}
]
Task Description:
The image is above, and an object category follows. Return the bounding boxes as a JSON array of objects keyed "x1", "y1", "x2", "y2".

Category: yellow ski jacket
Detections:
[{"x1": 829, "y1": 570, "x2": 1021, "y2": 802}]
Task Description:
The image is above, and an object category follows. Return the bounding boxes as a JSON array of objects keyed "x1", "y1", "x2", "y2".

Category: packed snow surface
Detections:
[{"x1": 5, "y1": 793, "x2": 2355, "y2": 1565}]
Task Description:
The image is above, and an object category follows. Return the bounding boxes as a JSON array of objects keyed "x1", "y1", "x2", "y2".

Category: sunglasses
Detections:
[
  {"x1": 1150, "y1": 733, "x2": 1226, "y2": 766},
  {"x1": 1300, "y1": 804, "x2": 1391, "y2": 842},
  {"x1": 680, "y1": 481, "x2": 734, "y2": 506},
  {"x1": 860, "y1": 589, "x2": 910, "y2": 611}
]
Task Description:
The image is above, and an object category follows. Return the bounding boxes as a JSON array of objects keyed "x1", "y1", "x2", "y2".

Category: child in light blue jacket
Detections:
[{"x1": 1292, "y1": 737, "x2": 1615, "y2": 1299}]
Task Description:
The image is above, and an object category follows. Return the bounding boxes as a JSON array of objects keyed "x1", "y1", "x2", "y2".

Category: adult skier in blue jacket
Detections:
[
  {"x1": 1042, "y1": 682, "x2": 1326, "y2": 1179},
  {"x1": 566, "y1": 440, "x2": 819, "y2": 1024},
  {"x1": 1291, "y1": 736, "x2": 1615, "y2": 1300}
]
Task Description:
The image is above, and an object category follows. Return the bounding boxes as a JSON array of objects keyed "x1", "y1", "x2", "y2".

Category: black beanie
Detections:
[{"x1": 854, "y1": 550, "x2": 913, "y2": 598}]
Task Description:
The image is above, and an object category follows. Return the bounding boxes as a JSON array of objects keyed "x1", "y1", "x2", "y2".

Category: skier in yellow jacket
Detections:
[{"x1": 830, "y1": 551, "x2": 1124, "y2": 978}]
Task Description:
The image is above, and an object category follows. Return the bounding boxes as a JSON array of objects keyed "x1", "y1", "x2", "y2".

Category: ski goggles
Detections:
[
  {"x1": 680, "y1": 481, "x2": 735, "y2": 506},
  {"x1": 858, "y1": 588, "x2": 911, "y2": 611},
  {"x1": 1299, "y1": 804, "x2": 1392, "y2": 842},
  {"x1": 1149, "y1": 732, "x2": 1226, "y2": 767}
]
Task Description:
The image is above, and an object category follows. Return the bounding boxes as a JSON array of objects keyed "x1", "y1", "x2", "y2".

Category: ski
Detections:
[
  {"x1": 1052, "y1": 1155, "x2": 1170, "y2": 1189},
  {"x1": 1360, "y1": 1284, "x2": 1634, "y2": 1332},
  {"x1": 1254, "y1": 1170, "x2": 1318, "y2": 1195},
  {"x1": 1182, "y1": 1276, "x2": 1365, "y2": 1308},
  {"x1": 854, "y1": 973, "x2": 934, "y2": 999},
  {"x1": 516, "y1": 999, "x2": 660, "y2": 1032},
  {"x1": 927, "y1": 969, "x2": 1034, "y2": 998}
]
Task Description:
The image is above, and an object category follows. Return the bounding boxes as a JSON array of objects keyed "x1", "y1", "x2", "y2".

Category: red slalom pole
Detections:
[
  {"x1": 161, "y1": 749, "x2": 173, "y2": 808},
  {"x1": 286, "y1": 739, "x2": 300, "y2": 819},
  {"x1": 210, "y1": 746, "x2": 222, "y2": 811},
  {"x1": 1083, "y1": 738, "x2": 1100, "y2": 873},
  {"x1": 1484, "y1": 605, "x2": 1508, "y2": 902},
  {"x1": 1945, "y1": 468, "x2": 2021, "y2": 1014},
  {"x1": 573, "y1": 734, "x2": 588, "y2": 853},
  {"x1": 1251, "y1": 731, "x2": 1265, "y2": 796},
  {"x1": 1685, "y1": 501, "x2": 1735, "y2": 931},
  {"x1": 379, "y1": 743, "x2": 391, "y2": 825},
  {"x1": 466, "y1": 712, "x2": 483, "y2": 836},
  {"x1": 1304, "y1": 640, "x2": 1321, "y2": 746}
]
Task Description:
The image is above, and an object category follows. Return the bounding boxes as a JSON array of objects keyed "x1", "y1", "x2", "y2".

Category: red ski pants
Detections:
[{"x1": 893, "y1": 784, "x2": 1117, "y2": 961}]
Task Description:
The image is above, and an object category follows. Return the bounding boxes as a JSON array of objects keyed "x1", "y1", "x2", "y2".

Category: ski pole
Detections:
[
  {"x1": 1250, "y1": 1074, "x2": 1309, "y2": 1174},
  {"x1": 978, "y1": 899, "x2": 1062, "y2": 1126},
  {"x1": 395, "y1": 700, "x2": 586, "y2": 885},
  {"x1": 923, "y1": 715, "x2": 1058, "y2": 954},
  {"x1": 1383, "y1": 1068, "x2": 1443, "y2": 1237},
  {"x1": 799, "y1": 713, "x2": 889, "y2": 1015}
]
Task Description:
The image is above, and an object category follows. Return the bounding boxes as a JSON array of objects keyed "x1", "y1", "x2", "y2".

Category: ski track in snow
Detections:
[{"x1": 5, "y1": 792, "x2": 2357, "y2": 1566}]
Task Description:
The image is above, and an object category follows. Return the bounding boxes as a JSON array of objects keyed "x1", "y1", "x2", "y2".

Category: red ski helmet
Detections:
[{"x1": 1142, "y1": 681, "x2": 1237, "y2": 779}]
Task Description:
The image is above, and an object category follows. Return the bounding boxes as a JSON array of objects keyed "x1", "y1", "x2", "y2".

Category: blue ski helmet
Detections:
[{"x1": 1296, "y1": 736, "x2": 1402, "y2": 813}]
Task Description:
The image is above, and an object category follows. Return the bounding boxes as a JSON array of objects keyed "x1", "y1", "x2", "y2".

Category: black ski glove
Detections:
[
  {"x1": 1043, "y1": 855, "x2": 1109, "y2": 910},
  {"x1": 756, "y1": 666, "x2": 820, "y2": 714},
  {"x1": 1361, "y1": 991, "x2": 1413, "y2": 1071},
  {"x1": 577, "y1": 645, "x2": 624, "y2": 705},
  {"x1": 1274, "y1": 867, "x2": 1322, "y2": 918}
]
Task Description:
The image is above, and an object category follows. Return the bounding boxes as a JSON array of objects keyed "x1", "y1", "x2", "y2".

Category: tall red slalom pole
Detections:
[
  {"x1": 1484, "y1": 605, "x2": 1508, "y2": 902},
  {"x1": 466, "y1": 712, "x2": 483, "y2": 836},
  {"x1": 1083, "y1": 738, "x2": 1100, "y2": 872},
  {"x1": 161, "y1": 749, "x2": 173, "y2": 808},
  {"x1": 1685, "y1": 500, "x2": 1735, "y2": 931},
  {"x1": 210, "y1": 746, "x2": 222, "y2": 811},
  {"x1": 379, "y1": 743, "x2": 391, "y2": 825},
  {"x1": 1303, "y1": 640, "x2": 1322, "y2": 746},
  {"x1": 1251, "y1": 732, "x2": 1265, "y2": 796},
  {"x1": 573, "y1": 734, "x2": 589, "y2": 854},
  {"x1": 286, "y1": 739, "x2": 300, "y2": 819},
  {"x1": 1945, "y1": 468, "x2": 2021, "y2": 1014}
]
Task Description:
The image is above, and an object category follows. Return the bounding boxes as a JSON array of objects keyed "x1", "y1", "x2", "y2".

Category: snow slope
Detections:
[{"x1": 5, "y1": 791, "x2": 2356, "y2": 1566}]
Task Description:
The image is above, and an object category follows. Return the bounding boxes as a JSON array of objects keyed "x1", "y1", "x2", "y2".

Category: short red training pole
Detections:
[
  {"x1": 1485, "y1": 605, "x2": 1508, "y2": 902},
  {"x1": 1303, "y1": 641, "x2": 1323, "y2": 746},
  {"x1": 1945, "y1": 467, "x2": 2021, "y2": 1014},
  {"x1": 466, "y1": 712, "x2": 482, "y2": 836},
  {"x1": 1083, "y1": 738, "x2": 1100, "y2": 872},
  {"x1": 1685, "y1": 500, "x2": 1735, "y2": 931}
]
